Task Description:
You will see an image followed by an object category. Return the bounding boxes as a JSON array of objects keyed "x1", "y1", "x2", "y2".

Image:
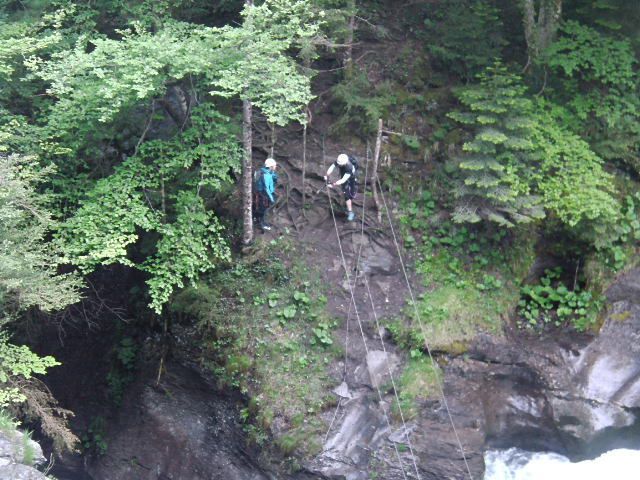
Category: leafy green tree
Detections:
[
  {"x1": 0, "y1": 153, "x2": 81, "y2": 313},
  {"x1": 530, "y1": 103, "x2": 619, "y2": 227},
  {"x1": 59, "y1": 106, "x2": 240, "y2": 313},
  {"x1": 26, "y1": 1, "x2": 320, "y2": 247},
  {"x1": 544, "y1": 21, "x2": 640, "y2": 170},
  {"x1": 0, "y1": 151, "x2": 81, "y2": 422}
]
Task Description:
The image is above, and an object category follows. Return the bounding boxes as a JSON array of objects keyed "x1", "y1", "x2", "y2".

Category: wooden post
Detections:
[
  {"x1": 270, "y1": 122, "x2": 275, "y2": 158},
  {"x1": 302, "y1": 117, "x2": 307, "y2": 211},
  {"x1": 372, "y1": 118, "x2": 383, "y2": 222}
]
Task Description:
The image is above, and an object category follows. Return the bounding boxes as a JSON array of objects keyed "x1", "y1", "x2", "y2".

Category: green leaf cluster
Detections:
[
  {"x1": 58, "y1": 106, "x2": 239, "y2": 313},
  {"x1": 0, "y1": 154, "x2": 81, "y2": 314},
  {"x1": 0, "y1": 333, "x2": 61, "y2": 408},
  {"x1": 544, "y1": 21, "x2": 640, "y2": 169},
  {"x1": 211, "y1": 0, "x2": 322, "y2": 125},
  {"x1": 518, "y1": 268, "x2": 601, "y2": 332}
]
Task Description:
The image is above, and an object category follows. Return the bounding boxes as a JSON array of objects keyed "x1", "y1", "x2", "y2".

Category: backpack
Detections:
[
  {"x1": 348, "y1": 155, "x2": 359, "y2": 174},
  {"x1": 254, "y1": 168, "x2": 266, "y2": 192}
]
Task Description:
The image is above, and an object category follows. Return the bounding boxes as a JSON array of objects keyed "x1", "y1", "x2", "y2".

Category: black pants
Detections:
[
  {"x1": 342, "y1": 179, "x2": 357, "y2": 201},
  {"x1": 254, "y1": 192, "x2": 272, "y2": 227}
]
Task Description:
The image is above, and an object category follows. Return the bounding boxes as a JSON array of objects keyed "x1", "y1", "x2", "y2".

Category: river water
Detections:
[{"x1": 484, "y1": 448, "x2": 640, "y2": 479}]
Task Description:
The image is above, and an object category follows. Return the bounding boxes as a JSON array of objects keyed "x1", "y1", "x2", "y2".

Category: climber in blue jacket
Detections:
[{"x1": 254, "y1": 157, "x2": 278, "y2": 231}]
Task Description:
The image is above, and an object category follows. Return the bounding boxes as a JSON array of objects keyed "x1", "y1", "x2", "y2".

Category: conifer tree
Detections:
[{"x1": 448, "y1": 63, "x2": 544, "y2": 227}]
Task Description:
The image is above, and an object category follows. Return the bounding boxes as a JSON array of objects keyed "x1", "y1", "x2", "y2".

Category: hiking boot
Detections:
[
  {"x1": 261, "y1": 224, "x2": 272, "y2": 231},
  {"x1": 347, "y1": 211, "x2": 355, "y2": 222}
]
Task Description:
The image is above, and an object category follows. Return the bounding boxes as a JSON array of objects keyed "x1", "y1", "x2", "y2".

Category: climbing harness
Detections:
[{"x1": 377, "y1": 176, "x2": 474, "y2": 480}]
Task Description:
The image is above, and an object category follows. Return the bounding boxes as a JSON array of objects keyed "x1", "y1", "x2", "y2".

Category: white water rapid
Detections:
[{"x1": 484, "y1": 447, "x2": 640, "y2": 480}]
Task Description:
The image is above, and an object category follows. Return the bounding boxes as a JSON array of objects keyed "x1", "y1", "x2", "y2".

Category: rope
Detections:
[
  {"x1": 355, "y1": 145, "x2": 421, "y2": 479},
  {"x1": 323, "y1": 297, "x2": 352, "y2": 445},
  {"x1": 376, "y1": 177, "x2": 474, "y2": 480},
  {"x1": 325, "y1": 181, "x2": 409, "y2": 480},
  {"x1": 362, "y1": 273, "x2": 421, "y2": 477},
  {"x1": 323, "y1": 143, "x2": 372, "y2": 442},
  {"x1": 317, "y1": 140, "x2": 430, "y2": 479},
  {"x1": 319, "y1": 137, "x2": 410, "y2": 478}
]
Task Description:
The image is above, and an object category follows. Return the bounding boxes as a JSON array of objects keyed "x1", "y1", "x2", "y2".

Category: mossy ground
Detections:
[
  {"x1": 381, "y1": 168, "x2": 538, "y2": 415},
  {"x1": 384, "y1": 169, "x2": 537, "y2": 354},
  {"x1": 393, "y1": 356, "x2": 441, "y2": 420},
  {"x1": 172, "y1": 236, "x2": 339, "y2": 458}
]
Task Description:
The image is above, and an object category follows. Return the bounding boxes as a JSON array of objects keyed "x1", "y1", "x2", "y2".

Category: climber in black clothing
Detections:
[{"x1": 324, "y1": 153, "x2": 358, "y2": 222}]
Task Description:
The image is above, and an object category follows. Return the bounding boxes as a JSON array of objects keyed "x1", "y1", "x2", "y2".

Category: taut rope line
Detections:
[
  {"x1": 321, "y1": 140, "x2": 426, "y2": 478},
  {"x1": 325, "y1": 181, "x2": 409, "y2": 480},
  {"x1": 376, "y1": 177, "x2": 474, "y2": 480}
]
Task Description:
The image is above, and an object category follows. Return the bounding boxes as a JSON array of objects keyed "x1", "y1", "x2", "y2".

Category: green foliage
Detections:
[
  {"x1": 0, "y1": 333, "x2": 60, "y2": 407},
  {"x1": 393, "y1": 355, "x2": 440, "y2": 420},
  {"x1": 210, "y1": 0, "x2": 321, "y2": 125},
  {"x1": 311, "y1": 320, "x2": 336, "y2": 347},
  {"x1": 594, "y1": 192, "x2": 640, "y2": 270},
  {"x1": 518, "y1": 268, "x2": 602, "y2": 331},
  {"x1": 448, "y1": 63, "x2": 544, "y2": 227},
  {"x1": 18, "y1": 1, "x2": 320, "y2": 313},
  {"x1": 331, "y1": 69, "x2": 397, "y2": 135},
  {"x1": 144, "y1": 192, "x2": 230, "y2": 313},
  {"x1": 59, "y1": 106, "x2": 239, "y2": 312},
  {"x1": 423, "y1": 0, "x2": 507, "y2": 80},
  {"x1": 530, "y1": 103, "x2": 619, "y2": 227},
  {"x1": 81, "y1": 416, "x2": 108, "y2": 456},
  {"x1": 389, "y1": 173, "x2": 538, "y2": 350},
  {"x1": 544, "y1": 21, "x2": 640, "y2": 169},
  {"x1": 171, "y1": 240, "x2": 333, "y2": 455},
  {"x1": 0, "y1": 409, "x2": 18, "y2": 433},
  {"x1": 449, "y1": 63, "x2": 619, "y2": 233},
  {"x1": 106, "y1": 335, "x2": 137, "y2": 406},
  {"x1": 33, "y1": 1, "x2": 319, "y2": 135},
  {"x1": 0, "y1": 154, "x2": 82, "y2": 314}
]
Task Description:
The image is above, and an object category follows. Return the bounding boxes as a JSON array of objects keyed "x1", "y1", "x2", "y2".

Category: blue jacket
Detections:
[{"x1": 258, "y1": 167, "x2": 278, "y2": 203}]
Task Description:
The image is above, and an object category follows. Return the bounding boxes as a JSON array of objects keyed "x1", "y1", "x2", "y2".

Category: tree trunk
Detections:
[
  {"x1": 242, "y1": 0, "x2": 255, "y2": 246},
  {"x1": 521, "y1": 0, "x2": 562, "y2": 65},
  {"x1": 344, "y1": 0, "x2": 356, "y2": 72},
  {"x1": 242, "y1": 97, "x2": 253, "y2": 246}
]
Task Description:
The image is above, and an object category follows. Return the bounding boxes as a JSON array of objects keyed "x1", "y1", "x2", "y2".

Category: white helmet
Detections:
[
  {"x1": 337, "y1": 154, "x2": 349, "y2": 166},
  {"x1": 265, "y1": 158, "x2": 277, "y2": 168}
]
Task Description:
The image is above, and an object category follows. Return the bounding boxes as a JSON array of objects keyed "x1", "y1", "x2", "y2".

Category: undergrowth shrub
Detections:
[
  {"x1": 422, "y1": 0, "x2": 507, "y2": 81},
  {"x1": 518, "y1": 268, "x2": 602, "y2": 332}
]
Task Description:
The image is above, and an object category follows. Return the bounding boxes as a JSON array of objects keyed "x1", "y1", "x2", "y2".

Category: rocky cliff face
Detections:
[
  {"x1": 306, "y1": 267, "x2": 640, "y2": 479},
  {"x1": 45, "y1": 268, "x2": 640, "y2": 480},
  {"x1": 0, "y1": 428, "x2": 47, "y2": 480},
  {"x1": 85, "y1": 363, "x2": 273, "y2": 480}
]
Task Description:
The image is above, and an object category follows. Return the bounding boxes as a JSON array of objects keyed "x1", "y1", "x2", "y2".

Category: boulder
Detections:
[
  {"x1": 0, "y1": 430, "x2": 46, "y2": 480},
  {"x1": 354, "y1": 350, "x2": 401, "y2": 389}
]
